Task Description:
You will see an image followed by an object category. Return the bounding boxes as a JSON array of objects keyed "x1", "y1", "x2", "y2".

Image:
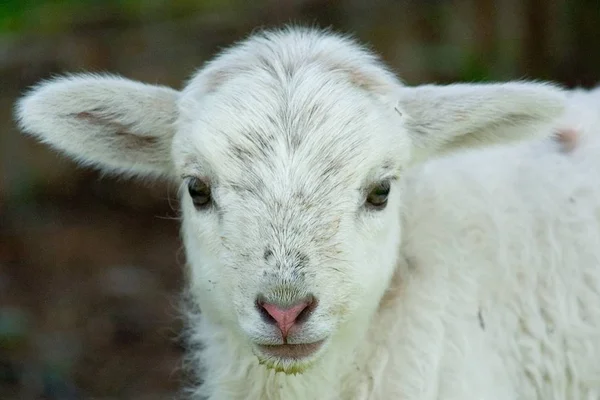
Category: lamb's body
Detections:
[
  {"x1": 15, "y1": 27, "x2": 600, "y2": 400},
  {"x1": 398, "y1": 121, "x2": 600, "y2": 398}
]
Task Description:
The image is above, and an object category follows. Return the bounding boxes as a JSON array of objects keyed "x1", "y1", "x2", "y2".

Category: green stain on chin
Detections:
[{"x1": 257, "y1": 356, "x2": 314, "y2": 375}]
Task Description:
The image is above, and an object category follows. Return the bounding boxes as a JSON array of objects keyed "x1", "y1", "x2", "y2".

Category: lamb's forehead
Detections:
[
  {"x1": 174, "y1": 28, "x2": 407, "y2": 187},
  {"x1": 185, "y1": 27, "x2": 401, "y2": 97},
  {"x1": 177, "y1": 88, "x2": 402, "y2": 201}
]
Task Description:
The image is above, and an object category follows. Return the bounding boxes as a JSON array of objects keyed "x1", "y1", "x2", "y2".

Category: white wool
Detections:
[{"x1": 14, "y1": 26, "x2": 600, "y2": 399}]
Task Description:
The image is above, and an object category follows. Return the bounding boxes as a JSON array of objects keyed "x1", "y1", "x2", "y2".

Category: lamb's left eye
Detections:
[
  {"x1": 187, "y1": 178, "x2": 212, "y2": 209},
  {"x1": 365, "y1": 181, "x2": 390, "y2": 210}
]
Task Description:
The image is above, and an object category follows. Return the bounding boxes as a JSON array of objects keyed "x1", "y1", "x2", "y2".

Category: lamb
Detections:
[{"x1": 14, "y1": 26, "x2": 600, "y2": 400}]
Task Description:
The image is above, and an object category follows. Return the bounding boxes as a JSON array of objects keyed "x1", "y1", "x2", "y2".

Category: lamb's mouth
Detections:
[{"x1": 257, "y1": 339, "x2": 325, "y2": 360}]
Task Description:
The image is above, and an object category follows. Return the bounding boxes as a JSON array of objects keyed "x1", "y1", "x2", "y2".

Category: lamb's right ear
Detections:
[
  {"x1": 396, "y1": 82, "x2": 567, "y2": 163},
  {"x1": 15, "y1": 74, "x2": 179, "y2": 178}
]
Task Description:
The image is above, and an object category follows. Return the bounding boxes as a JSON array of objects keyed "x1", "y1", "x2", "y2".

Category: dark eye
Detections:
[
  {"x1": 187, "y1": 178, "x2": 212, "y2": 209},
  {"x1": 365, "y1": 181, "x2": 390, "y2": 210}
]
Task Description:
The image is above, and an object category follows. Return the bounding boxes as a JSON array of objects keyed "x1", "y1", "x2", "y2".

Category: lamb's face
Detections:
[{"x1": 174, "y1": 63, "x2": 411, "y2": 372}]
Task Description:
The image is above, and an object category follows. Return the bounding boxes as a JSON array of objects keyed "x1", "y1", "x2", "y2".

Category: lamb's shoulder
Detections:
[
  {"x1": 401, "y1": 132, "x2": 599, "y2": 261},
  {"x1": 401, "y1": 129, "x2": 600, "y2": 312}
]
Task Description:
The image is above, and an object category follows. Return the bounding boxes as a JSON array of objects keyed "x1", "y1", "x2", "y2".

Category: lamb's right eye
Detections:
[{"x1": 187, "y1": 178, "x2": 212, "y2": 209}]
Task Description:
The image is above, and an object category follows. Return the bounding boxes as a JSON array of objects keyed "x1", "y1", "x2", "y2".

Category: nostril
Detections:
[
  {"x1": 294, "y1": 295, "x2": 317, "y2": 324},
  {"x1": 256, "y1": 297, "x2": 276, "y2": 324}
]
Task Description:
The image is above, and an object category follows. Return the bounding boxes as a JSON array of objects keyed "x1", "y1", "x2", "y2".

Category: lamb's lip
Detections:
[{"x1": 256, "y1": 339, "x2": 325, "y2": 359}]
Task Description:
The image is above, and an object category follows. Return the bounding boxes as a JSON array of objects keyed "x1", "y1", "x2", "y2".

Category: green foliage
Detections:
[
  {"x1": 0, "y1": 0, "x2": 95, "y2": 33},
  {"x1": 458, "y1": 52, "x2": 493, "y2": 82},
  {"x1": 0, "y1": 0, "x2": 246, "y2": 33}
]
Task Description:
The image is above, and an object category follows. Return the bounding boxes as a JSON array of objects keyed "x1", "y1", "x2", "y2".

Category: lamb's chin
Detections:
[{"x1": 253, "y1": 340, "x2": 328, "y2": 374}]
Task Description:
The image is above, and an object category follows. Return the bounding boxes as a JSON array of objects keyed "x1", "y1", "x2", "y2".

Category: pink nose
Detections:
[{"x1": 260, "y1": 300, "x2": 311, "y2": 339}]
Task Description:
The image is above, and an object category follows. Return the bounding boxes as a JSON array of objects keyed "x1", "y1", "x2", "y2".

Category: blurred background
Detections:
[{"x1": 1, "y1": 0, "x2": 599, "y2": 399}]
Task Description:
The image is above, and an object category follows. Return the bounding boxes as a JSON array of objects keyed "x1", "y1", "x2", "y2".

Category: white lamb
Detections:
[{"x1": 15, "y1": 26, "x2": 600, "y2": 400}]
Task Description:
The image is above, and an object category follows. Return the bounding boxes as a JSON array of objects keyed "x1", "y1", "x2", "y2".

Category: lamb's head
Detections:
[{"x1": 15, "y1": 27, "x2": 566, "y2": 374}]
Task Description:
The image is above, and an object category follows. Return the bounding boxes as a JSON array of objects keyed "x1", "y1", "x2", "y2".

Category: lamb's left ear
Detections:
[
  {"x1": 397, "y1": 82, "x2": 567, "y2": 162},
  {"x1": 15, "y1": 74, "x2": 179, "y2": 178}
]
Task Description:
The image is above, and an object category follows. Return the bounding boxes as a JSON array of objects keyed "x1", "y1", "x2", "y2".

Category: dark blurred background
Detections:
[{"x1": 1, "y1": 0, "x2": 599, "y2": 399}]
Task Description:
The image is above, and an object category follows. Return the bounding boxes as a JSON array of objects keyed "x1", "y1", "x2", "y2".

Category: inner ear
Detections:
[
  {"x1": 76, "y1": 111, "x2": 129, "y2": 133},
  {"x1": 73, "y1": 111, "x2": 159, "y2": 145}
]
